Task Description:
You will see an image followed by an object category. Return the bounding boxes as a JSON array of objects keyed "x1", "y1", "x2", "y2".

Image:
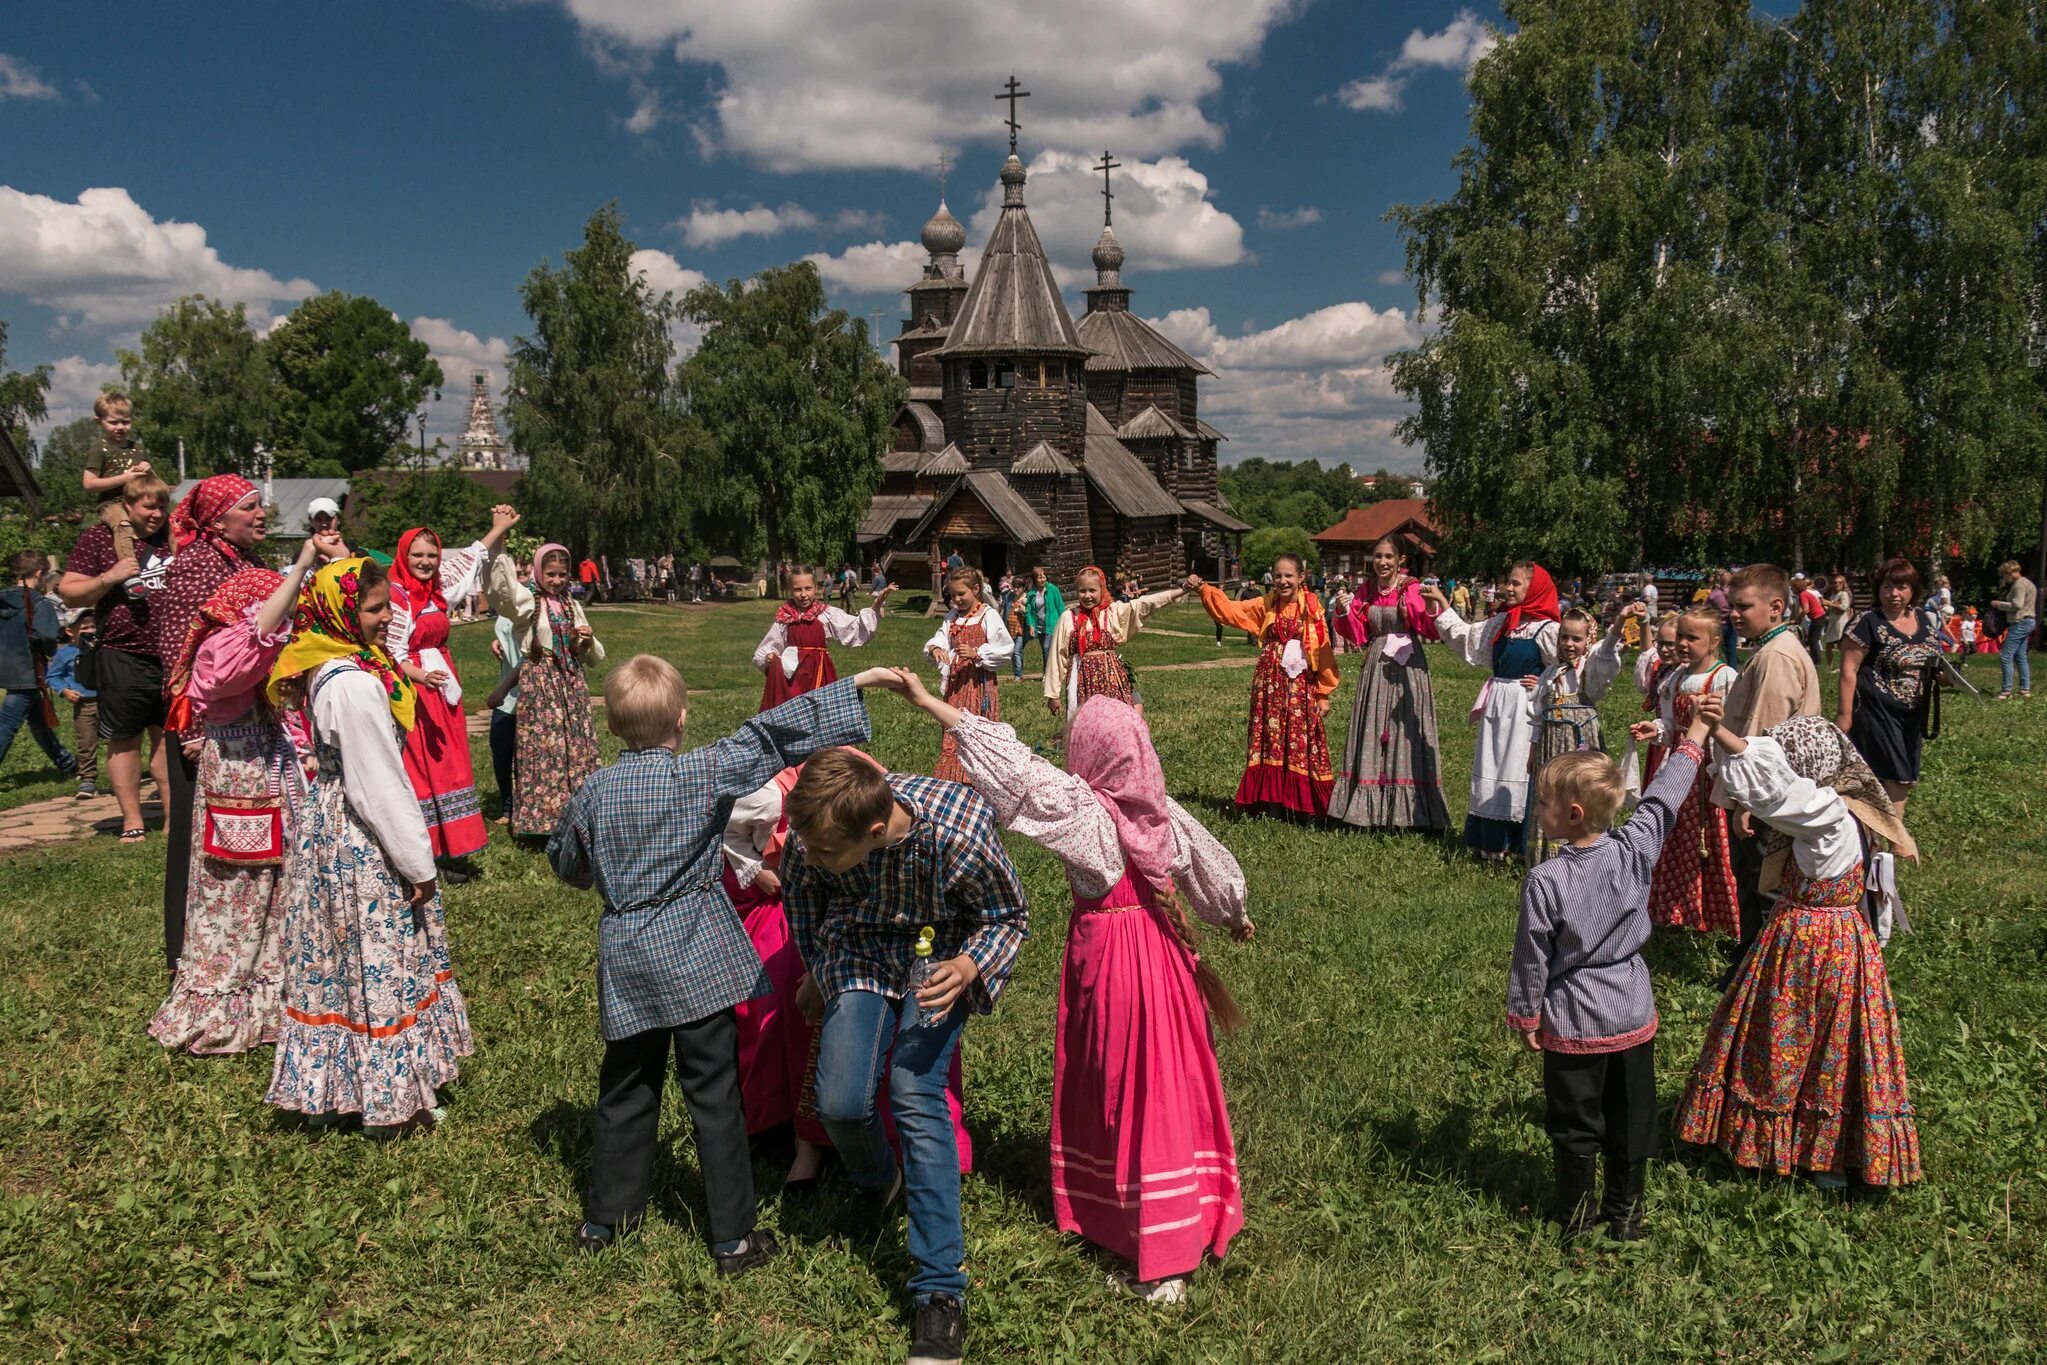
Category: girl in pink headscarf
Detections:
[
  {"x1": 483, "y1": 539, "x2": 603, "y2": 835},
  {"x1": 891, "y1": 670, "x2": 1252, "y2": 1304}
]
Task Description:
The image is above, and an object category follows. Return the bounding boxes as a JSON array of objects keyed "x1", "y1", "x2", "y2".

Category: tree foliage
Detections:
[
  {"x1": 506, "y1": 205, "x2": 694, "y2": 559},
  {"x1": 28, "y1": 418, "x2": 103, "y2": 519},
  {"x1": 266, "y1": 292, "x2": 443, "y2": 477},
  {"x1": 0, "y1": 320, "x2": 52, "y2": 445},
  {"x1": 1390, "y1": 0, "x2": 2046, "y2": 579},
  {"x1": 1218, "y1": 458, "x2": 1409, "y2": 533},
  {"x1": 1240, "y1": 526, "x2": 1321, "y2": 579},
  {"x1": 116, "y1": 296, "x2": 278, "y2": 479},
  {"x1": 677, "y1": 263, "x2": 901, "y2": 564},
  {"x1": 348, "y1": 469, "x2": 506, "y2": 555}
]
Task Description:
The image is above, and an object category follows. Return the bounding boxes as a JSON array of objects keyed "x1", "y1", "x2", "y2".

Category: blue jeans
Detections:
[
  {"x1": 1012, "y1": 630, "x2": 1027, "y2": 678},
  {"x1": 0, "y1": 690, "x2": 75, "y2": 774},
  {"x1": 813, "y1": 988, "x2": 967, "y2": 1301},
  {"x1": 2001, "y1": 617, "x2": 2034, "y2": 693}
]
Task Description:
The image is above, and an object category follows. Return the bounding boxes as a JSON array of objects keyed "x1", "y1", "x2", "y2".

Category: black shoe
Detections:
[
  {"x1": 713, "y1": 1228, "x2": 780, "y2": 1278},
  {"x1": 436, "y1": 860, "x2": 475, "y2": 886},
  {"x1": 1601, "y1": 1156, "x2": 1648, "y2": 1242},
  {"x1": 837, "y1": 1169, "x2": 903, "y2": 1238},
  {"x1": 907, "y1": 1293, "x2": 966, "y2": 1365},
  {"x1": 1551, "y1": 1152, "x2": 1600, "y2": 1243}
]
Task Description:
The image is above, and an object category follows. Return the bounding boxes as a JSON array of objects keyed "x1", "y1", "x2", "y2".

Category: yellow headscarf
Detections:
[{"x1": 268, "y1": 557, "x2": 418, "y2": 732}]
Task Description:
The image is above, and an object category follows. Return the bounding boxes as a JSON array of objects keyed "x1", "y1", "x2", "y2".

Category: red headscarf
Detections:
[
  {"x1": 390, "y1": 527, "x2": 445, "y2": 614},
  {"x1": 170, "y1": 474, "x2": 259, "y2": 552},
  {"x1": 1503, "y1": 564, "x2": 1561, "y2": 634},
  {"x1": 1072, "y1": 565, "x2": 1112, "y2": 652},
  {"x1": 163, "y1": 566, "x2": 284, "y2": 733}
]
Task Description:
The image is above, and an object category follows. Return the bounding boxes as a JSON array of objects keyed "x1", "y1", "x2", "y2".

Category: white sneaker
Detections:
[{"x1": 1109, "y1": 1272, "x2": 1188, "y2": 1305}]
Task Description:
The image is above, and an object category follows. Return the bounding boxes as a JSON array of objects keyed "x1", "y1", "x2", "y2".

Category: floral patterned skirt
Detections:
[
  {"x1": 512, "y1": 655, "x2": 600, "y2": 837},
  {"x1": 267, "y1": 764, "x2": 474, "y2": 1126},
  {"x1": 149, "y1": 719, "x2": 298, "y2": 1055},
  {"x1": 1075, "y1": 647, "x2": 1136, "y2": 708},
  {"x1": 1235, "y1": 650, "x2": 1332, "y2": 816},
  {"x1": 1675, "y1": 877, "x2": 1920, "y2": 1185}
]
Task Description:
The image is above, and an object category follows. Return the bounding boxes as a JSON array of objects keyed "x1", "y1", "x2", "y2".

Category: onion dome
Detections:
[
  {"x1": 922, "y1": 199, "x2": 967, "y2": 256},
  {"x1": 1092, "y1": 224, "x2": 1125, "y2": 276}
]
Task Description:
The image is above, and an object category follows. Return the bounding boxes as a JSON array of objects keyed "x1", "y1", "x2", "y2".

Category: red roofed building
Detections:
[{"x1": 1314, "y1": 499, "x2": 1441, "y2": 577}]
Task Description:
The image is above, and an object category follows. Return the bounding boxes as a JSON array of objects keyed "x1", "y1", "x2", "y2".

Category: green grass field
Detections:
[{"x1": 2, "y1": 599, "x2": 2043, "y2": 1362}]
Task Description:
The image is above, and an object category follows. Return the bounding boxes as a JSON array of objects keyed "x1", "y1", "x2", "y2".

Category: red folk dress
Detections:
[
  {"x1": 1647, "y1": 687, "x2": 1740, "y2": 937},
  {"x1": 1197, "y1": 585, "x2": 1337, "y2": 817},
  {"x1": 934, "y1": 615, "x2": 1000, "y2": 784},
  {"x1": 388, "y1": 531, "x2": 488, "y2": 860},
  {"x1": 760, "y1": 613, "x2": 836, "y2": 711}
]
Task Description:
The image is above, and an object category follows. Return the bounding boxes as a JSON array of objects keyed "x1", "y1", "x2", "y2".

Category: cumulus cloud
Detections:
[
  {"x1": 0, "y1": 54, "x2": 62, "y2": 102},
  {"x1": 1152, "y1": 302, "x2": 1430, "y2": 471},
  {"x1": 27, "y1": 355, "x2": 124, "y2": 444},
  {"x1": 1256, "y1": 206, "x2": 1322, "y2": 231},
  {"x1": 1337, "y1": 10, "x2": 1496, "y2": 114},
  {"x1": 406, "y1": 317, "x2": 515, "y2": 447},
  {"x1": 679, "y1": 202, "x2": 819, "y2": 247},
  {"x1": 0, "y1": 185, "x2": 318, "y2": 332},
  {"x1": 551, "y1": 0, "x2": 1302, "y2": 171},
  {"x1": 801, "y1": 240, "x2": 985, "y2": 296},
  {"x1": 629, "y1": 247, "x2": 709, "y2": 299},
  {"x1": 1376, "y1": 267, "x2": 1408, "y2": 286},
  {"x1": 963, "y1": 149, "x2": 1245, "y2": 278}
]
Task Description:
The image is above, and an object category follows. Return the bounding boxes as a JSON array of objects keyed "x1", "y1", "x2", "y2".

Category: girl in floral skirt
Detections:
[
  {"x1": 484, "y1": 542, "x2": 604, "y2": 836},
  {"x1": 1040, "y1": 566, "x2": 1183, "y2": 720},
  {"x1": 265, "y1": 558, "x2": 473, "y2": 1135},
  {"x1": 1675, "y1": 714, "x2": 1920, "y2": 1189}
]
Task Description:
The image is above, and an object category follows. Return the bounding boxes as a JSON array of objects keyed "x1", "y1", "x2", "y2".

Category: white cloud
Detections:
[
  {"x1": 26, "y1": 355, "x2": 123, "y2": 445},
  {"x1": 0, "y1": 185, "x2": 318, "y2": 332},
  {"x1": 1376, "y1": 268, "x2": 1407, "y2": 286},
  {"x1": 551, "y1": 0, "x2": 1303, "y2": 171},
  {"x1": 964, "y1": 149, "x2": 1245, "y2": 278},
  {"x1": 407, "y1": 317, "x2": 515, "y2": 447},
  {"x1": 802, "y1": 240, "x2": 926, "y2": 296},
  {"x1": 629, "y1": 247, "x2": 708, "y2": 299},
  {"x1": 1257, "y1": 206, "x2": 1323, "y2": 231},
  {"x1": 1153, "y1": 303, "x2": 1430, "y2": 471},
  {"x1": 1337, "y1": 10, "x2": 1497, "y2": 114},
  {"x1": 679, "y1": 202, "x2": 819, "y2": 247},
  {"x1": 0, "y1": 54, "x2": 62, "y2": 102}
]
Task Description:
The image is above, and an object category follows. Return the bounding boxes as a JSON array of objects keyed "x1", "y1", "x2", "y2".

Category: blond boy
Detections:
[{"x1": 81, "y1": 393, "x2": 152, "y2": 562}]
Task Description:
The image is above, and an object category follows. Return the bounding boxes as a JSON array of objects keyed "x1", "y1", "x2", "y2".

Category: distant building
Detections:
[
  {"x1": 454, "y1": 371, "x2": 521, "y2": 472},
  {"x1": 1359, "y1": 474, "x2": 1429, "y2": 500},
  {"x1": 861, "y1": 103, "x2": 1248, "y2": 587},
  {"x1": 1313, "y1": 498, "x2": 1441, "y2": 578}
]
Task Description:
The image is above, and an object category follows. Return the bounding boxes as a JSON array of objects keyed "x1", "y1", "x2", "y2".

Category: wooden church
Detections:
[{"x1": 860, "y1": 85, "x2": 1249, "y2": 587}]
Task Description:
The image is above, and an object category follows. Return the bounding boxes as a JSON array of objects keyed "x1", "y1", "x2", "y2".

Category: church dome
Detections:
[
  {"x1": 1092, "y1": 224, "x2": 1125, "y2": 274},
  {"x1": 999, "y1": 154, "x2": 1027, "y2": 188},
  {"x1": 922, "y1": 199, "x2": 967, "y2": 256}
]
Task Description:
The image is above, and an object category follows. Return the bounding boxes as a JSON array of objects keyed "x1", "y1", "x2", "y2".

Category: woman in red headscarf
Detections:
[
  {"x1": 894, "y1": 672, "x2": 1252, "y2": 1303},
  {"x1": 150, "y1": 528, "x2": 344, "y2": 1053},
  {"x1": 1422, "y1": 563, "x2": 1562, "y2": 858},
  {"x1": 385, "y1": 507, "x2": 521, "y2": 875}
]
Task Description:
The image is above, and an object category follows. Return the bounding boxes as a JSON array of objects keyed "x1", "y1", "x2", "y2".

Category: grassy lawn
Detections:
[{"x1": 2, "y1": 598, "x2": 2043, "y2": 1362}]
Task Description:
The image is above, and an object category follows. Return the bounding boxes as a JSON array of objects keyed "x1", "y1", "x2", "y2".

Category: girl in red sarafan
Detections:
[
  {"x1": 1188, "y1": 554, "x2": 1338, "y2": 818},
  {"x1": 750, "y1": 565, "x2": 894, "y2": 713},
  {"x1": 923, "y1": 567, "x2": 1012, "y2": 784},
  {"x1": 1630, "y1": 605, "x2": 1740, "y2": 937},
  {"x1": 385, "y1": 506, "x2": 520, "y2": 872}
]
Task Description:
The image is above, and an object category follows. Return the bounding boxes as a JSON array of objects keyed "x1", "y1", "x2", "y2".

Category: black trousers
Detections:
[
  {"x1": 1730, "y1": 825, "x2": 1769, "y2": 949},
  {"x1": 1543, "y1": 1041, "x2": 1656, "y2": 1160},
  {"x1": 585, "y1": 1009, "x2": 755, "y2": 1247},
  {"x1": 162, "y1": 742, "x2": 198, "y2": 972}
]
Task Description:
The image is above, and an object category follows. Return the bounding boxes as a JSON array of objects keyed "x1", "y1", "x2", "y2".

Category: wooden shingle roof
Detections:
[
  {"x1": 1082, "y1": 405, "x2": 1182, "y2": 520},
  {"x1": 933, "y1": 157, "x2": 1088, "y2": 359},
  {"x1": 921, "y1": 443, "x2": 970, "y2": 476},
  {"x1": 906, "y1": 470, "x2": 1055, "y2": 545},
  {"x1": 1117, "y1": 405, "x2": 1193, "y2": 442},
  {"x1": 1074, "y1": 307, "x2": 1211, "y2": 374},
  {"x1": 899, "y1": 401, "x2": 945, "y2": 451},
  {"x1": 858, "y1": 493, "x2": 935, "y2": 542},
  {"x1": 1010, "y1": 441, "x2": 1077, "y2": 476}
]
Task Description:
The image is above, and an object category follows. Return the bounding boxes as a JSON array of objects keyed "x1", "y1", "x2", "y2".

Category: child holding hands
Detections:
[
  {"x1": 1509, "y1": 691, "x2": 1722, "y2": 1242},
  {"x1": 1629, "y1": 605, "x2": 1740, "y2": 937},
  {"x1": 546, "y1": 659, "x2": 901, "y2": 1272},
  {"x1": 1525, "y1": 604, "x2": 1634, "y2": 862}
]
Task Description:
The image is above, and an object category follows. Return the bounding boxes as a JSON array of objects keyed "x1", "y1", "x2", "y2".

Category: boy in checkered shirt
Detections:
[
  {"x1": 782, "y1": 745, "x2": 1030, "y2": 1365},
  {"x1": 546, "y1": 655, "x2": 903, "y2": 1276}
]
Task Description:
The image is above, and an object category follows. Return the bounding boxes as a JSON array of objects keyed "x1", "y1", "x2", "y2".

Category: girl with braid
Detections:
[
  {"x1": 1041, "y1": 565, "x2": 1183, "y2": 719},
  {"x1": 890, "y1": 669, "x2": 1251, "y2": 1305}
]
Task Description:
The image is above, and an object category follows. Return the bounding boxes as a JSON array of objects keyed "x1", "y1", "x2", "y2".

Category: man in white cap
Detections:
[{"x1": 306, "y1": 497, "x2": 368, "y2": 559}]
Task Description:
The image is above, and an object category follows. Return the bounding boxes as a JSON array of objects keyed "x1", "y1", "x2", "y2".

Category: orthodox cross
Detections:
[
  {"x1": 995, "y1": 76, "x2": 1031, "y2": 153},
  {"x1": 935, "y1": 151, "x2": 952, "y2": 201},
  {"x1": 1094, "y1": 150, "x2": 1122, "y2": 226}
]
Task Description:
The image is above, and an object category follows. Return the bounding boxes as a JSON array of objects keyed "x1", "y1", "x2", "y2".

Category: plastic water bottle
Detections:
[{"x1": 903, "y1": 926, "x2": 939, "y2": 1029}]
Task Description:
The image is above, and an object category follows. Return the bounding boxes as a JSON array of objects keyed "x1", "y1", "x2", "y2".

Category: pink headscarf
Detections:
[
  {"x1": 532, "y1": 542, "x2": 571, "y2": 594},
  {"x1": 1064, "y1": 695, "x2": 1175, "y2": 895}
]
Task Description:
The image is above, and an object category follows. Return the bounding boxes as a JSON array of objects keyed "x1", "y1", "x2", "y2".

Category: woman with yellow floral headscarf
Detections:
[{"x1": 265, "y1": 557, "x2": 473, "y2": 1136}]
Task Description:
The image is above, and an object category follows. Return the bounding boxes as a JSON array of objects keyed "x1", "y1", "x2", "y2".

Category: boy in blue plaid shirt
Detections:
[
  {"x1": 547, "y1": 655, "x2": 902, "y2": 1275},
  {"x1": 782, "y1": 742, "x2": 1030, "y2": 1365}
]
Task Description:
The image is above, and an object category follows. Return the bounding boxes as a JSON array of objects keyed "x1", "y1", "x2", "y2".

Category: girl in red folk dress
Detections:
[
  {"x1": 894, "y1": 671, "x2": 1251, "y2": 1304},
  {"x1": 1189, "y1": 554, "x2": 1338, "y2": 819},
  {"x1": 1676, "y1": 715, "x2": 1921, "y2": 1190},
  {"x1": 751, "y1": 565, "x2": 894, "y2": 713},
  {"x1": 1041, "y1": 566, "x2": 1184, "y2": 719},
  {"x1": 1630, "y1": 606, "x2": 1739, "y2": 936},
  {"x1": 924, "y1": 567, "x2": 1012, "y2": 784},
  {"x1": 387, "y1": 507, "x2": 520, "y2": 878}
]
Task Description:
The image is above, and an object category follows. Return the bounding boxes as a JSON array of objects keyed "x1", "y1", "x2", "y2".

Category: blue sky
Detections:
[{"x1": 1, "y1": 0, "x2": 1503, "y2": 471}]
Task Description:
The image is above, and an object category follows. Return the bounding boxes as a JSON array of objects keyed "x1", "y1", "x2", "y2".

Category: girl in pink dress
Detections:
[{"x1": 894, "y1": 671, "x2": 1252, "y2": 1303}]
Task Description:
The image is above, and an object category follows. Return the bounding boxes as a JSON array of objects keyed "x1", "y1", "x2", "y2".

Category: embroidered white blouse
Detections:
[
  {"x1": 749, "y1": 605, "x2": 883, "y2": 675},
  {"x1": 924, "y1": 605, "x2": 1015, "y2": 678},
  {"x1": 1712, "y1": 737, "x2": 1860, "y2": 880},
  {"x1": 1432, "y1": 610, "x2": 1561, "y2": 672},
  {"x1": 1041, "y1": 588, "x2": 1184, "y2": 702},
  {"x1": 385, "y1": 540, "x2": 488, "y2": 662},
  {"x1": 948, "y1": 713, "x2": 1249, "y2": 931},
  {"x1": 719, "y1": 778, "x2": 785, "y2": 889},
  {"x1": 1532, "y1": 632, "x2": 1625, "y2": 712},
  {"x1": 1645, "y1": 662, "x2": 1737, "y2": 744}
]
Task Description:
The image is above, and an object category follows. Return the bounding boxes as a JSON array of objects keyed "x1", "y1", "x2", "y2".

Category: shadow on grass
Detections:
[
  {"x1": 962, "y1": 1120, "x2": 1055, "y2": 1223},
  {"x1": 1641, "y1": 929, "x2": 1743, "y2": 988},
  {"x1": 1366, "y1": 1103, "x2": 1550, "y2": 1215}
]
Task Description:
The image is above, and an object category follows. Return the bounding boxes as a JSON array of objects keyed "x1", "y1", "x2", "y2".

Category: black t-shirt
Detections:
[{"x1": 67, "y1": 522, "x2": 172, "y2": 656}]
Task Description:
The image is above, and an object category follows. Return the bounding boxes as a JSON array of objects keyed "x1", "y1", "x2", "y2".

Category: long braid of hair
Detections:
[{"x1": 1155, "y1": 878, "x2": 1247, "y2": 1033}]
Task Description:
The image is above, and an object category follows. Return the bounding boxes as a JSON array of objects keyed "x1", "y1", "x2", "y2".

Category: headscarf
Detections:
[
  {"x1": 1502, "y1": 564, "x2": 1561, "y2": 635},
  {"x1": 1064, "y1": 696, "x2": 1245, "y2": 1031},
  {"x1": 268, "y1": 557, "x2": 417, "y2": 732},
  {"x1": 1072, "y1": 565, "x2": 1113, "y2": 653},
  {"x1": 170, "y1": 474, "x2": 259, "y2": 553},
  {"x1": 390, "y1": 527, "x2": 446, "y2": 614},
  {"x1": 532, "y1": 543, "x2": 572, "y2": 596},
  {"x1": 1766, "y1": 714, "x2": 1916, "y2": 862},
  {"x1": 163, "y1": 567, "x2": 284, "y2": 734}
]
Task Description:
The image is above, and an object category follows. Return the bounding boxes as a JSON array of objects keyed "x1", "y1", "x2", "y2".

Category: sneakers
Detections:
[
  {"x1": 74, "y1": 781, "x2": 97, "y2": 800},
  {"x1": 713, "y1": 1228, "x2": 780, "y2": 1278},
  {"x1": 1110, "y1": 1271, "x2": 1189, "y2": 1304},
  {"x1": 907, "y1": 1293, "x2": 966, "y2": 1365}
]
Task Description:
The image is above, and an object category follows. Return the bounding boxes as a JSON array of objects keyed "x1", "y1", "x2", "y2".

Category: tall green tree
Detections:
[
  {"x1": 28, "y1": 417, "x2": 103, "y2": 518},
  {"x1": 677, "y1": 262, "x2": 902, "y2": 564},
  {"x1": 116, "y1": 295, "x2": 278, "y2": 478},
  {"x1": 266, "y1": 292, "x2": 444, "y2": 477},
  {"x1": 0, "y1": 320, "x2": 52, "y2": 445},
  {"x1": 506, "y1": 205, "x2": 693, "y2": 558}
]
